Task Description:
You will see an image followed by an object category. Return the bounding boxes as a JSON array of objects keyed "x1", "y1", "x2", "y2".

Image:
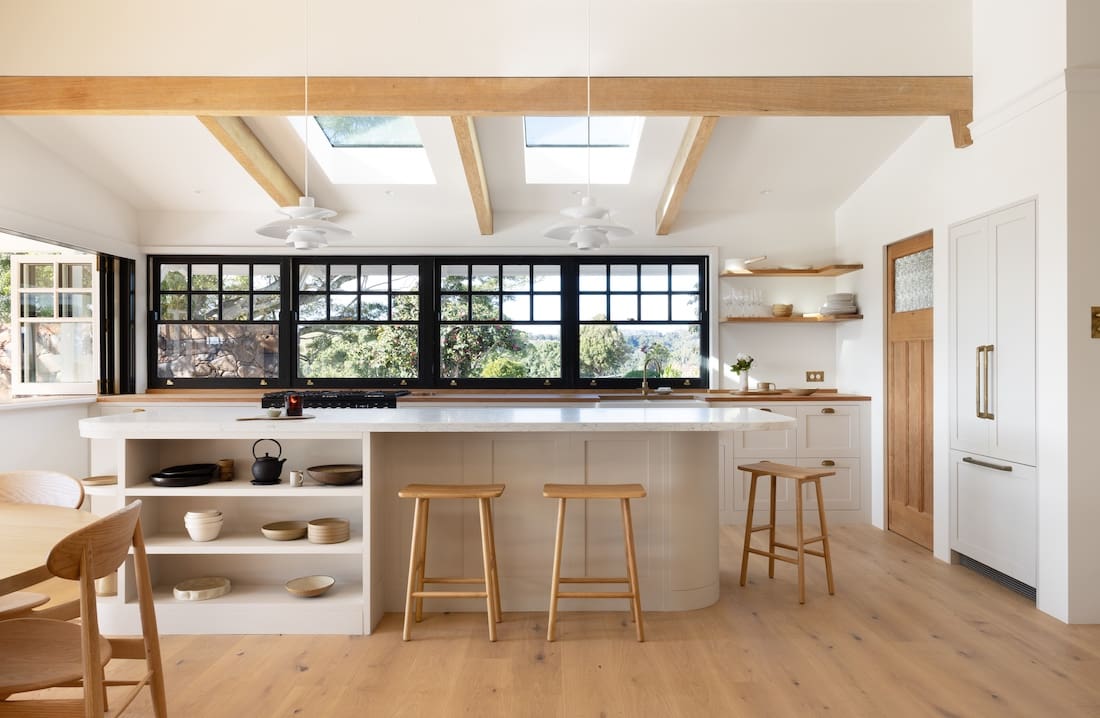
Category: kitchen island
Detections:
[{"x1": 80, "y1": 405, "x2": 793, "y2": 635}]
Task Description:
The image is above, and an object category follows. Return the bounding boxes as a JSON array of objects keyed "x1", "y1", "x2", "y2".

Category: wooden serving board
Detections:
[{"x1": 729, "y1": 390, "x2": 783, "y2": 395}]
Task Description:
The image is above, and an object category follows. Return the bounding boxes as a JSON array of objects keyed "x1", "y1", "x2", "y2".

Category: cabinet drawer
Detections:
[
  {"x1": 796, "y1": 458, "x2": 860, "y2": 511},
  {"x1": 734, "y1": 405, "x2": 797, "y2": 457},
  {"x1": 797, "y1": 406, "x2": 860, "y2": 457}
]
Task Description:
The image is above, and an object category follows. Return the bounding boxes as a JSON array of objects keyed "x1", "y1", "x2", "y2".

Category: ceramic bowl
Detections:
[
  {"x1": 261, "y1": 520, "x2": 307, "y2": 541},
  {"x1": 184, "y1": 514, "x2": 224, "y2": 526},
  {"x1": 185, "y1": 522, "x2": 223, "y2": 542},
  {"x1": 173, "y1": 576, "x2": 231, "y2": 601},
  {"x1": 285, "y1": 575, "x2": 335, "y2": 598}
]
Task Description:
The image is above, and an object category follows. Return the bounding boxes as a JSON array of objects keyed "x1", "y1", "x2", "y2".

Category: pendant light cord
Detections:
[
  {"x1": 303, "y1": 0, "x2": 310, "y2": 199},
  {"x1": 585, "y1": 0, "x2": 591, "y2": 200}
]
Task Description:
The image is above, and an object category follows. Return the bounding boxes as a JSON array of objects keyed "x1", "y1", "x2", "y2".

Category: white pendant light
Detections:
[
  {"x1": 543, "y1": 0, "x2": 633, "y2": 250},
  {"x1": 256, "y1": 0, "x2": 351, "y2": 250}
]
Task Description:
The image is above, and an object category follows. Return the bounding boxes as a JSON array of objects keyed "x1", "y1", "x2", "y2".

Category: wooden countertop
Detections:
[{"x1": 98, "y1": 389, "x2": 869, "y2": 404}]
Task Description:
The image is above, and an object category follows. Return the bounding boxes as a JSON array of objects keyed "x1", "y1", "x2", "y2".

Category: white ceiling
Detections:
[{"x1": 6, "y1": 113, "x2": 925, "y2": 246}]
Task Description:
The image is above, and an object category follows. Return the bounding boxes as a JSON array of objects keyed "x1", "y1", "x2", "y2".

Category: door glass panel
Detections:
[
  {"x1": 59, "y1": 292, "x2": 93, "y2": 318},
  {"x1": 22, "y1": 323, "x2": 95, "y2": 382},
  {"x1": 60, "y1": 263, "x2": 92, "y2": 289},
  {"x1": 19, "y1": 264, "x2": 53, "y2": 288},
  {"x1": 894, "y1": 248, "x2": 933, "y2": 312},
  {"x1": 20, "y1": 293, "x2": 54, "y2": 318}
]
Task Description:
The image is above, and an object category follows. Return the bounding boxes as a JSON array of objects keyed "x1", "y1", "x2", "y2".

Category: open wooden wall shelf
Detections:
[
  {"x1": 719, "y1": 264, "x2": 863, "y2": 278},
  {"x1": 721, "y1": 314, "x2": 863, "y2": 323}
]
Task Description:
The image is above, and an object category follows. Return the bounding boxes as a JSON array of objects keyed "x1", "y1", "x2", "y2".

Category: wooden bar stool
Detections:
[
  {"x1": 398, "y1": 483, "x2": 504, "y2": 641},
  {"x1": 543, "y1": 483, "x2": 646, "y2": 642},
  {"x1": 737, "y1": 461, "x2": 836, "y2": 604}
]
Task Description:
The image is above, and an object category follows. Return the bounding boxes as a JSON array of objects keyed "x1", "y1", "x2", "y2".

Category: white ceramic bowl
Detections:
[
  {"x1": 185, "y1": 509, "x2": 222, "y2": 519},
  {"x1": 184, "y1": 515, "x2": 224, "y2": 527},
  {"x1": 185, "y1": 523, "x2": 222, "y2": 541}
]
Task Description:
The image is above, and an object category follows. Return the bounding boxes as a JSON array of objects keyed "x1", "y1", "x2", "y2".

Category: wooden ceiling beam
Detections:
[
  {"x1": 450, "y1": 116, "x2": 493, "y2": 235},
  {"x1": 197, "y1": 116, "x2": 301, "y2": 207},
  {"x1": 0, "y1": 76, "x2": 972, "y2": 119},
  {"x1": 655, "y1": 116, "x2": 718, "y2": 236}
]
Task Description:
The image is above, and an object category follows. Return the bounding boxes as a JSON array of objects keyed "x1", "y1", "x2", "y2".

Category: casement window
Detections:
[{"x1": 149, "y1": 255, "x2": 708, "y2": 390}]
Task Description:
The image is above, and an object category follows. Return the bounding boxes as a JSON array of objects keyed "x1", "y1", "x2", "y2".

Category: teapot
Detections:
[{"x1": 251, "y1": 438, "x2": 286, "y2": 484}]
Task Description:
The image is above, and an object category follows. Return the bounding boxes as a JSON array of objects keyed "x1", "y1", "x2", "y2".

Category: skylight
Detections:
[
  {"x1": 315, "y1": 116, "x2": 423, "y2": 148},
  {"x1": 291, "y1": 116, "x2": 435, "y2": 185},
  {"x1": 523, "y1": 116, "x2": 644, "y2": 184}
]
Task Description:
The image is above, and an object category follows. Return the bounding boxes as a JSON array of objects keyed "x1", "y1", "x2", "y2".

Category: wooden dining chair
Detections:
[
  {"x1": 0, "y1": 471, "x2": 86, "y2": 621},
  {"x1": 0, "y1": 500, "x2": 168, "y2": 718}
]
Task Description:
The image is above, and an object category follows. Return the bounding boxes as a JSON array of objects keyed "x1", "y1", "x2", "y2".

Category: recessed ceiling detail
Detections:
[
  {"x1": 523, "y1": 116, "x2": 644, "y2": 184},
  {"x1": 292, "y1": 116, "x2": 436, "y2": 185}
]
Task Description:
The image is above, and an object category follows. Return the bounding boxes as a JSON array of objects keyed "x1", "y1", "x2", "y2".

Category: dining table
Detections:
[{"x1": 0, "y1": 501, "x2": 100, "y2": 597}]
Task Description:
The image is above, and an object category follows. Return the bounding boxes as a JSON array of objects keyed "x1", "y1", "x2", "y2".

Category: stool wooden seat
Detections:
[
  {"x1": 737, "y1": 461, "x2": 836, "y2": 604},
  {"x1": 398, "y1": 483, "x2": 504, "y2": 641},
  {"x1": 543, "y1": 483, "x2": 646, "y2": 642}
]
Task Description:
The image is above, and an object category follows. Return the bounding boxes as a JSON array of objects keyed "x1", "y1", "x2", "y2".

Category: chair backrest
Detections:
[
  {"x1": 47, "y1": 501, "x2": 142, "y2": 581},
  {"x1": 0, "y1": 470, "x2": 85, "y2": 508}
]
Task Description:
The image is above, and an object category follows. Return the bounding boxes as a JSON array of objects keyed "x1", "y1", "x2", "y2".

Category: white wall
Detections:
[
  {"x1": 0, "y1": 403, "x2": 92, "y2": 478},
  {"x1": 836, "y1": 0, "x2": 1081, "y2": 620}
]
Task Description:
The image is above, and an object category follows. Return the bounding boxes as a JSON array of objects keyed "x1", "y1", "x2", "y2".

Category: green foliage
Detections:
[
  {"x1": 440, "y1": 324, "x2": 526, "y2": 377},
  {"x1": 298, "y1": 325, "x2": 418, "y2": 378},
  {"x1": 481, "y1": 357, "x2": 527, "y2": 378},
  {"x1": 0, "y1": 254, "x2": 10, "y2": 317},
  {"x1": 579, "y1": 323, "x2": 632, "y2": 377}
]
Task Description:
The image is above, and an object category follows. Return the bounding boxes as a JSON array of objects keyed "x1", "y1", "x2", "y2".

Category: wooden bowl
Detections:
[
  {"x1": 307, "y1": 464, "x2": 363, "y2": 486},
  {"x1": 261, "y1": 520, "x2": 307, "y2": 541},
  {"x1": 285, "y1": 575, "x2": 335, "y2": 598},
  {"x1": 173, "y1": 576, "x2": 231, "y2": 601},
  {"x1": 789, "y1": 388, "x2": 818, "y2": 396}
]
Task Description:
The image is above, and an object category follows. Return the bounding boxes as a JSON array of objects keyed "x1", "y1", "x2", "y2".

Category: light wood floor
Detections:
[{"x1": 34, "y1": 525, "x2": 1100, "y2": 716}]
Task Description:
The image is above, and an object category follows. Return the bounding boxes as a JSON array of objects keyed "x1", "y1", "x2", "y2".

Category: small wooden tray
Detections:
[
  {"x1": 729, "y1": 390, "x2": 783, "y2": 395},
  {"x1": 81, "y1": 475, "x2": 118, "y2": 486},
  {"x1": 236, "y1": 415, "x2": 316, "y2": 421}
]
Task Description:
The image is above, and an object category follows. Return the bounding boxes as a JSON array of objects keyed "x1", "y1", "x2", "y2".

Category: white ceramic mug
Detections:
[{"x1": 289, "y1": 470, "x2": 304, "y2": 487}]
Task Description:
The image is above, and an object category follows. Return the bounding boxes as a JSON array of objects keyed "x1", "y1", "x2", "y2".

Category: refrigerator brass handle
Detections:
[
  {"x1": 821, "y1": 460, "x2": 836, "y2": 467},
  {"x1": 821, "y1": 408, "x2": 835, "y2": 414},
  {"x1": 983, "y1": 344, "x2": 995, "y2": 420},
  {"x1": 975, "y1": 345, "x2": 982, "y2": 418},
  {"x1": 962, "y1": 456, "x2": 1012, "y2": 472}
]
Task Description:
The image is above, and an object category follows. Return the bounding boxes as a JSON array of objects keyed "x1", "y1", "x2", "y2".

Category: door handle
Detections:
[
  {"x1": 962, "y1": 456, "x2": 1012, "y2": 472},
  {"x1": 984, "y1": 344, "x2": 995, "y2": 420},
  {"x1": 975, "y1": 345, "x2": 982, "y2": 419},
  {"x1": 977, "y1": 345, "x2": 995, "y2": 420}
]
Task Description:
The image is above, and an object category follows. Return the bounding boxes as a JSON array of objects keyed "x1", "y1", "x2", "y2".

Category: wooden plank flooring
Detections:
[{"x1": 29, "y1": 525, "x2": 1100, "y2": 716}]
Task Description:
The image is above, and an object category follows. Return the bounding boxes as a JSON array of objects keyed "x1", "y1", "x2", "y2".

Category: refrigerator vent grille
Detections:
[{"x1": 958, "y1": 554, "x2": 1036, "y2": 602}]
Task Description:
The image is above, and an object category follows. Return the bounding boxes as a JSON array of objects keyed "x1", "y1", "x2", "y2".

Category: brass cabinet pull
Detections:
[
  {"x1": 975, "y1": 345, "x2": 982, "y2": 418},
  {"x1": 983, "y1": 345, "x2": 995, "y2": 419},
  {"x1": 821, "y1": 408, "x2": 835, "y2": 414},
  {"x1": 759, "y1": 408, "x2": 773, "y2": 412},
  {"x1": 962, "y1": 456, "x2": 1012, "y2": 472},
  {"x1": 821, "y1": 459, "x2": 836, "y2": 467},
  {"x1": 976, "y1": 345, "x2": 995, "y2": 420}
]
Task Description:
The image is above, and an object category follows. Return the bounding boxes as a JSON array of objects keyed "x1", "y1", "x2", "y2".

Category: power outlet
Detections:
[{"x1": 806, "y1": 371, "x2": 825, "y2": 383}]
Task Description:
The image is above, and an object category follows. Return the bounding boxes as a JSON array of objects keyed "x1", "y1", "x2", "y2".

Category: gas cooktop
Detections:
[{"x1": 260, "y1": 390, "x2": 410, "y2": 409}]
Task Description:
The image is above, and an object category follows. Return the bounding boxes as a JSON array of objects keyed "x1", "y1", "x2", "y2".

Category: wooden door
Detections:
[{"x1": 886, "y1": 231, "x2": 934, "y2": 549}]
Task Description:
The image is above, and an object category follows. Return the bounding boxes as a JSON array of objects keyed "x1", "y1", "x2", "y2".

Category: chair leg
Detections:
[
  {"x1": 621, "y1": 498, "x2": 644, "y2": 642},
  {"x1": 814, "y1": 478, "x2": 836, "y2": 595},
  {"x1": 486, "y1": 497, "x2": 502, "y2": 623},
  {"x1": 547, "y1": 497, "x2": 567, "y2": 641},
  {"x1": 795, "y1": 480, "x2": 806, "y2": 605},
  {"x1": 739, "y1": 473, "x2": 759, "y2": 586},
  {"x1": 414, "y1": 498, "x2": 430, "y2": 623},
  {"x1": 403, "y1": 497, "x2": 427, "y2": 641},
  {"x1": 477, "y1": 498, "x2": 498, "y2": 642},
  {"x1": 768, "y1": 474, "x2": 778, "y2": 579}
]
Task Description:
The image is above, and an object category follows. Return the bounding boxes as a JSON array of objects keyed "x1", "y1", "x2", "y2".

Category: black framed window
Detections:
[
  {"x1": 437, "y1": 261, "x2": 563, "y2": 385},
  {"x1": 149, "y1": 254, "x2": 707, "y2": 390},
  {"x1": 293, "y1": 260, "x2": 428, "y2": 387},
  {"x1": 151, "y1": 258, "x2": 286, "y2": 387},
  {"x1": 577, "y1": 260, "x2": 705, "y2": 387}
]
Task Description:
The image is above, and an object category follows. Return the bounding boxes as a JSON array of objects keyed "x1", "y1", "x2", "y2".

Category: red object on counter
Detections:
[{"x1": 286, "y1": 392, "x2": 303, "y2": 416}]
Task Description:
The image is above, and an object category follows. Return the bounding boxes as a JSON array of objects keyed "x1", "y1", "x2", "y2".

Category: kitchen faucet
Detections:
[{"x1": 640, "y1": 347, "x2": 662, "y2": 397}]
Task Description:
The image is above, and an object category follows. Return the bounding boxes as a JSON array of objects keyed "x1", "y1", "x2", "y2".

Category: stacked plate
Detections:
[
  {"x1": 308, "y1": 517, "x2": 350, "y2": 544},
  {"x1": 821, "y1": 292, "x2": 858, "y2": 315}
]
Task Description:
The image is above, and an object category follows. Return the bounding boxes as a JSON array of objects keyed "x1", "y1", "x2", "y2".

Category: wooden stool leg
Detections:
[
  {"x1": 414, "y1": 498, "x2": 430, "y2": 622},
  {"x1": 547, "y1": 497, "x2": 567, "y2": 641},
  {"x1": 739, "y1": 473, "x2": 759, "y2": 586},
  {"x1": 621, "y1": 497, "x2": 645, "y2": 642},
  {"x1": 486, "y1": 497, "x2": 502, "y2": 623},
  {"x1": 795, "y1": 480, "x2": 806, "y2": 605},
  {"x1": 814, "y1": 478, "x2": 836, "y2": 595},
  {"x1": 768, "y1": 474, "x2": 777, "y2": 579},
  {"x1": 403, "y1": 497, "x2": 427, "y2": 641},
  {"x1": 477, "y1": 497, "x2": 498, "y2": 642}
]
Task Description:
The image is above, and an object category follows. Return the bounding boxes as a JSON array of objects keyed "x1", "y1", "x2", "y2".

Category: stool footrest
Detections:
[
  {"x1": 423, "y1": 577, "x2": 484, "y2": 585},
  {"x1": 559, "y1": 576, "x2": 630, "y2": 584},
  {"x1": 411, "y1": 591, "x2": 488, "y2": 599},
  {"x1": 747, "y1": 547, "x2": 799, "y2": 565},
  {"x1": 804, "y1": 548, "x2": 826, "y2": 558},
  {"x1": 748, "y1": 524, "x2": 774, "y2": 533},
  {"x1": 556, "y1": 591, "x2": 635, "y2": 599}
]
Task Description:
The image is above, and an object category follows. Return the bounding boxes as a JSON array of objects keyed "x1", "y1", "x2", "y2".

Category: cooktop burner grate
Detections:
[{"x1": 260, "y1": 390, "x2": 410, "y2": 409}]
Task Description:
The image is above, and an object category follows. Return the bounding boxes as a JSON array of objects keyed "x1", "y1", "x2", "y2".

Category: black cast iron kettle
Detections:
[{"x1": 251, "y1": 438, "x2": 286, "y2": 485}]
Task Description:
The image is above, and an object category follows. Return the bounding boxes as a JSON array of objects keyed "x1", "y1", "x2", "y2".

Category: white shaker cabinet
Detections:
[{"x1": 949, "y1": 200, "x2": 1036, "y2": 467}]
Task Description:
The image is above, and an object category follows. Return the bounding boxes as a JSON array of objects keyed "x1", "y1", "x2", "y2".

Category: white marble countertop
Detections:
[{"x1": 79, "y1": 405, "x2": 795, "y2": 439}]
